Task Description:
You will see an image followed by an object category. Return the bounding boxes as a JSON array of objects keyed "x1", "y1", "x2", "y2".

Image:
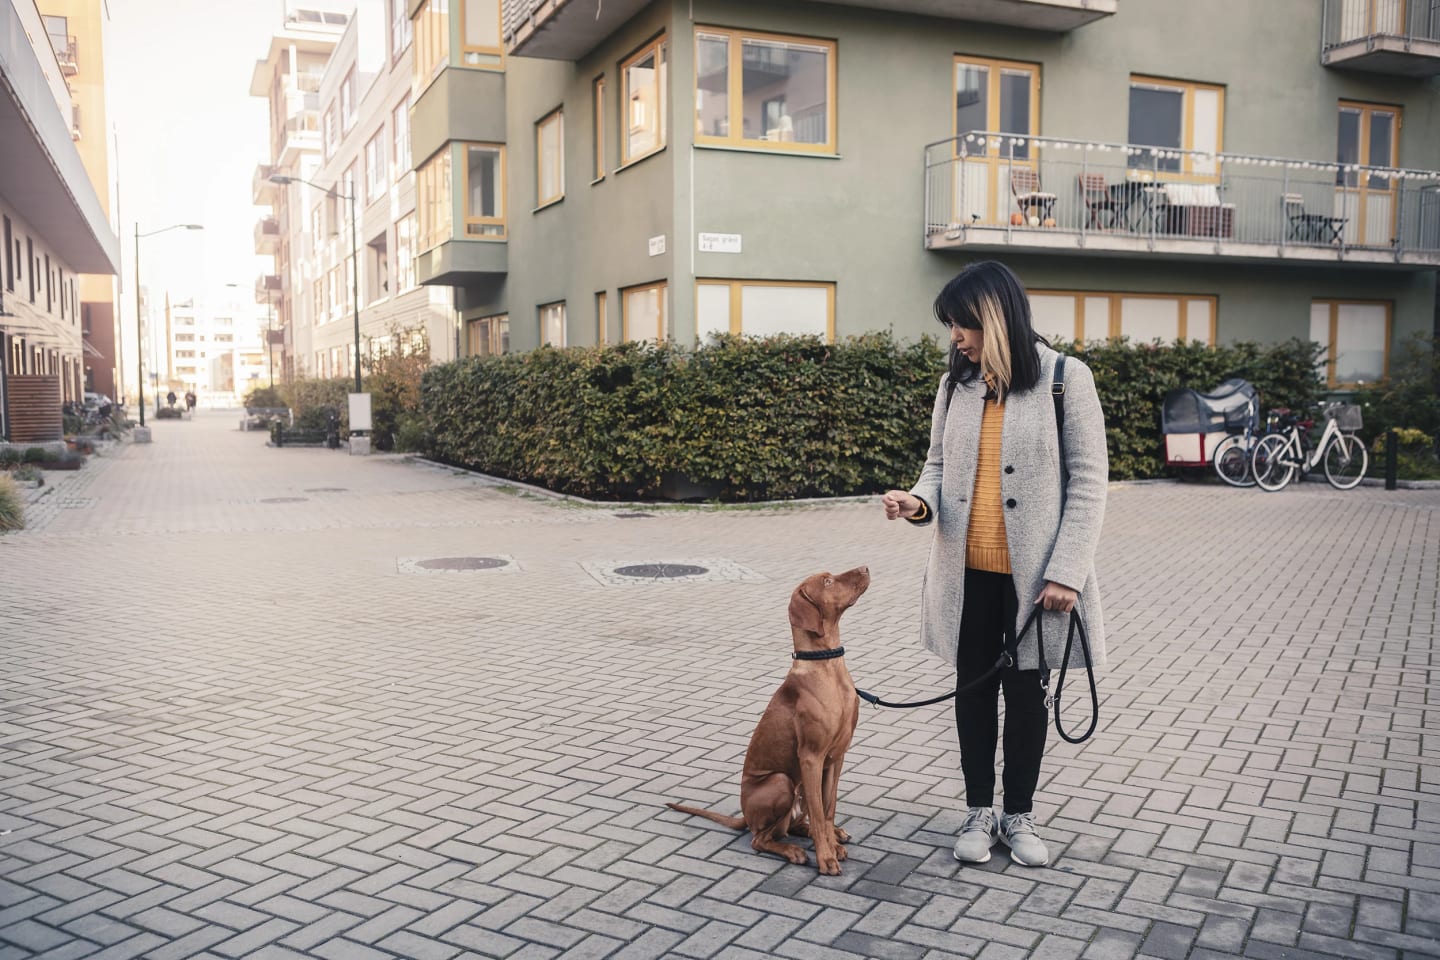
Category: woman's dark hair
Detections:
[{"x1": 932, "y1": 260, "x2": 1045, "y2": 396}]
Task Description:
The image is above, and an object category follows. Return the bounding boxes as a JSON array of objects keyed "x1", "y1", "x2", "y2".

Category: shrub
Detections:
[
  {"x1": 0, "y1": 474, "x2": 22, "y2": 531},
  {"x1": 63, "y1": 413, "x2": 83, "y2": 435},
  {"x1": 283, "y1": 377, "x2": 350, "y2": 434},
  {"x1": 243, "y1": 385, "x2": 285, "y2": 410},
  {"x1": 393, "y1": 412, "x2": 431, "y2": 453},
  {"x1": 363, "y1": 325, "x2": 430, "y2": 451},
  {"x1": 21, "y1": 447, "x2": 48, "y2": 463},
  {"x1": 0, "y1": 448, "x2": 20, "y2": 469},
  {"x1": 1352, "y1": 334, "x2": 1440, "y2": 456},
  {"x1": 13, "y1": 465, "x2": 42, "y2": 484}
]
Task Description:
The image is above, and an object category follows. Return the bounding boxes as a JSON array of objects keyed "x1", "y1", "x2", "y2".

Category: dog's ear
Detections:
[{"x1": 788, "y1": 583, "x2": 825, "y2": 635}]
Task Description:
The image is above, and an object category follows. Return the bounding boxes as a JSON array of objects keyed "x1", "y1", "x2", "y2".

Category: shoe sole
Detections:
[
  {"x1": 1000, "y1": 835, "x2": 1049, "y2": 867},
  {"x1": 952, "y1": 847, "x2": 991, "y2": 864}
]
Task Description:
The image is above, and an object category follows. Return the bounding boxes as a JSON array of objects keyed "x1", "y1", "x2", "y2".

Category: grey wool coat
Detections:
[{"x1": 908, "y1": 342, "x2": 1108, "y2": 672}]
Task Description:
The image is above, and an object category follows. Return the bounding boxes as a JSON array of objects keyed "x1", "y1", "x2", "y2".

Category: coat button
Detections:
[
  {"x1": 1004, "y1": 465, "x2": 1015, "y2": 474},
  {"x1": 1006, "y1": 498, "x2": 1017, "y2": 508}
]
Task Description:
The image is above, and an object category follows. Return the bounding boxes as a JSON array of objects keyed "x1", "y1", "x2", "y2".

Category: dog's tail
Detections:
[{"x1": 665, "y1": 802, "x2": 746, "y2": 830}]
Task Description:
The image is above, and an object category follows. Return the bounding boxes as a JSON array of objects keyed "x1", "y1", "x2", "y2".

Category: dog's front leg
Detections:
[
  {"x1": 821, "y1": 756, "x2": 849, "y2": 853},
  {"x1": 797, "y1": 751, "x2": 839, "y2": 875}
]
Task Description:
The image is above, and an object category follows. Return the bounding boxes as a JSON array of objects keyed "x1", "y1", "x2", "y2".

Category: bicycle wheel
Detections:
[
  {"x1": 1323, "y1": 434, "x2": 1368, "y2": 490},
  {"x1": 1213, "y1": 435, "x2": 1255, "y2": 487},
  {"x1": 1252, "y1": 434, "x2": 1295, "y2": 492}
]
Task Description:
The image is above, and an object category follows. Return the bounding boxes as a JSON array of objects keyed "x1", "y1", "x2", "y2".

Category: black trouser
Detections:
[{"x1": 954, "y1": 567, "x2": 1048, "y2": 815}]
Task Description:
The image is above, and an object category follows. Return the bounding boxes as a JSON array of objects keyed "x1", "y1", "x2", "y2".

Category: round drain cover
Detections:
[
  {"x1": 261, "y1": 497, "x2": 308, "y2": 504},
  {"x1": 305, "y1": 487, "x2": 348, "y2": 493},
  {"x1": 615, "y1": 563, "x2": 709, "y2": 579},
  {"x1": 415, "y1": 557, "x2": 509, "y2": 571},
  {"x1": 614, "y1": 512, "x2": 655, "y2": 519}
]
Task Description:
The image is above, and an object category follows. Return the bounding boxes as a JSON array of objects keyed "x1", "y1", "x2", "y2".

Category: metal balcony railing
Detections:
[
  {"x1": 924, "y1": 132, "x2": 1440, "y2": 266},
  {"x1": 55, "y1": 35, "x2": 77, "y2": 75},
  {"x1": 1324, "y1": 0, "x2": 1440, "y2": 48}
]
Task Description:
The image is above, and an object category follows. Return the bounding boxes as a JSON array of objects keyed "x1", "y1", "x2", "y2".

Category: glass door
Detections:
[{"x1": 954, "y1": 58, "x2": 1038, "y2": 226}]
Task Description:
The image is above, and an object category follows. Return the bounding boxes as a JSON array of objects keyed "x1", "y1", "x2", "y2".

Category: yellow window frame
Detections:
[
  {"x1": 539, "y1": 300, "x2": 566, "y2": 347},
  {"x1": 621, "y1": 280, "x2": 667, "y2": 341},
  {"x1": 1128, "y1": 75, "x2": 1226, "y2": 183},
  {"x1": 459, "y1": 0, "x2": 504, "y2": 70},
  {"x1": 694, "y1": 26, "x2": 837, "y2": 155},
  {"x1": 620, "y1": 34, "x2": 668, "y2": 166},
  {"x1": 1313, "y1": 298, "x2": 1392, "y2": 388},
  {"x1": 536, "y1": 108, "x2": 564, "y2": 208},
  {"x1": 1030, "y1": 289, "x2": 1217, "y2": 345},
  {"x1": 951, "y1": 54, "x2": 1040, "y2": 154},
  {"x1": 593, "y1": 75, "x2": 606, "y2": 182},
  {"x1": 596, "y1": 291, "x2": 607, "y2": 344},
  {"x1": 462, "y1": 142, "x2": 506, "y2": 239},
  {"x1": 696, "y1": 279, "x2": 837, "y2": 341}
]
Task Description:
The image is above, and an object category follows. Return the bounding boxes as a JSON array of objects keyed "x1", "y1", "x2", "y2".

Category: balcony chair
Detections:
[
  {"x1": 1283, "y1": 193, "x2": 1347, "y2": 245},
  {"x1": 1010, "y1": 168, "x2": 1057, "y2": 224},
  {"x1": 1078, "y1": 173, "x2": 1120, "y2": 229}
]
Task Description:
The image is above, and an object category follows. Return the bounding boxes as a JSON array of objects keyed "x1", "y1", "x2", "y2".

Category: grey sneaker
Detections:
[
  {"x1": 998, "y1": 811, "x2": 1050, "y2": 866},
  {"x1": 951, "y1": 807, "x2": 997, "y2": 863}
]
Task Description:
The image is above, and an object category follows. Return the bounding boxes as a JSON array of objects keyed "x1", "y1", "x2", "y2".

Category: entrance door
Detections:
[
  {"x1": 1336, "y1": 102, "x2": 1399, "y2": 246},
  {"x1": 954, "y1": 57, "x2": 1039, "y2": 226}
]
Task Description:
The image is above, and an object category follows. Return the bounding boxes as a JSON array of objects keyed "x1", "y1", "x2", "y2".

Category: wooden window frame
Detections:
[
  {"x1": 1030, "y1": 289, "x2": 1218, "y2": 345},
  {"x1": 596, "y1": 291, "x2": 607, "y2": 344},
  {"x1": 621, "y1": 34, "x2": 668, "y2": 166},
  {"x1": 621, "y1": 280, "x2": 667, "y2": 341},
  {"x1": 1338, "y1": 99, "x2": 1401, "y2": 178},
  {"x1": 695, "y1": 27, "x2": 837, "y2": 155},
  {"x1": 459, "y1": 0, "x2": 503, "y2": 70},
  {"x1": 462, "y1": 142, "x2": 506, "y2": 239},
  {"x1": 393, "y1": 95, "x2": 411, "y2": 183},
  {"x1": 539, "y1": 300, "x2": 567, "y2": 348},
  {"x1": 416, "y1": 146, "x2": 453, "y2": 254},
  {"x1": 536, "y1": 108, "x2": 565, "y2": 208},
  {"x1": 1128, "y1": 75, "x2": 1226, "y2": 182},
  {"x1": 952, "y1": 54, "x2": 1040, "y2": 156},
  {"x1": 593, "y1": 75, "x2": 606, "y2": 182},
  {"x1": 696, "y1": 279, "x2": 836, "y2": 341},
  {"x1": 1312, "y1": 298, "x2": 1392, "y2": 388},
  {"x1": 467, "y1": 312, "x2": 509, "y2": 356},
  {"x1": 411, "y1": 0, "x2": 449, "y2": 98}
]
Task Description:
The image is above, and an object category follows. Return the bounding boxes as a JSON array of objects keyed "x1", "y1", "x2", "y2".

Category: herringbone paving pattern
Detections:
[{"x1": 1, "y1": 411, "x2": 1437, "y2": 959}]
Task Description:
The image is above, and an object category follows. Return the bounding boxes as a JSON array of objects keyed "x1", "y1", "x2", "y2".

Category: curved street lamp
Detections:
[
  {"x1": 135, "y1": 223, "x2": 203, "y2": 428},
  {"x1": 269, "y1": 174, "x2": 361, "y2": 393}
]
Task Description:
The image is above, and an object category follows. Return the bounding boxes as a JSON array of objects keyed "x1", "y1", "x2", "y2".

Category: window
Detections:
[
  {"x1": 45, "y1": 255, "x2": 51, "y2": 312},
  {"x1": 464, "y1": 144, "x2": 505, "y2": 237},
  {"x1": 396, "y1": 212, "x2": 417, "y2": 290},
  {"x1": 418, "y1": 149, "x2": 453, "y2": 252},
  {"x1": 622, "y1": 36, "x2": 667, "y2": 163},
  {"x1": 340, "y1": 68, "x2": 356, "y2": 133},
  {"x1": 1028, "y1": 291, "x2": 1216, "y2": 345},
  {"x1": 313, "y1": 273, "x2": 324, "y2": 322},
  {"x1": 1311, "y1": 300, "x2": 1389, "y2": 386},
  {"x1": 368, "y1": 231, "x2": 390, "y2": 303},
  {"x1": 953, "y1": 56, "x2": 1038, "y2": 158},
  {"x1": 390, "y1": 0, "x2": 412, "y2": 62},
  {"x1": 622, "y1": 281, "x2": 666, "y2": 341},
  {"x1": 460, "y1": 0, "x2": 501, "y2": 68},
  {"x1": 697, "y1": 28, "x2": 836, "y2": 153},
  {"x1": 1337, "y1": 101, "x2": 1400, "y2": 245},
  {"x1": 342, "y1": 255, "x2": 355, "y2": 315},
  {"x1": 596, "y1": 291, "x2": 607, "y2": 344},
  {"x1": 175, "y1": 350, "x2": 195, "y2": 359},
  {"x1": 175, "y1": 332, "x2": 195, "y2": 343},
  {"x1": 26, "y1": 237, "x2": 34, "y2": 302},
  {"x1": 593, "y1": 76, "x2": 606, "y2": 181},
  {"x1": 311, "y1": 203, "x2": 323, "y2": 240},
  {"x1": 366, "y1": 129, "x2": 388, "y2": 204},
  {"x1": 324, "y1": 105, "x2": 337, "y2": 158},
  {"x1": 537, "y1": 109, "x2": 564, "y2": 207},
  {"x1": 696, "y1": 280, "x2": 835, "y2": 341},
  {"x1": 327, "y1": 268, "x2": 339, "y2": 319},
  {"x1": 467, "y1": 313, "x2": 509, "y2": 355},
  {"x1": 540, "y1": 301, "x2": 566, "y2": 347},
  {"x1": 412, "y1": 0, "x2": 450, "y2": 97},
  {"x1": 393, "y1": 96, "x2": 411, "y2": 181},
  {"x1": 1127, "y1": 76, "x2": 1224, "y2": 178},
  {"x1": 3, "y1": 216, "x2": 11, "y2": 292},
  {"x1": 215, "y1": 333, "x2": 234, "y2": 343}
]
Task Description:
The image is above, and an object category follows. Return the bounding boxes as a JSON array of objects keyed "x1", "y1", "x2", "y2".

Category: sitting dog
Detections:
[{"x1": 667, "y1": 566, "x2": 869, "y2": 875}]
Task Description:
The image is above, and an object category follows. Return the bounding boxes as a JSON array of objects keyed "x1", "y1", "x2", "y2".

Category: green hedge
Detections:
[{"x1": 421, "y1": 334, "x2": 1331, "y2": 499}]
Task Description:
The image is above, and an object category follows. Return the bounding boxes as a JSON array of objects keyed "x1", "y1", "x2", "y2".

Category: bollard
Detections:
[{"x1": 1385, "y1": 429, "x2": 1398, "y2": 491}]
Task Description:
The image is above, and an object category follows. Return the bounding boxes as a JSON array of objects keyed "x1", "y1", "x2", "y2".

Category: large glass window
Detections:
[
  {"x1": 696, "y1": 28, "x2": 834, "y2": 153},
  {"x1": 412, "y1": 0, "x2": 450, "y2": 97},
  {"x1": 390, "y1": 0, "x2": 412, "y2": 62},
  {"x1": 340, "y1": 68, "x2": 356, "y2": 133},
  {"x1": 461, "y1": 0, "x2": 501, "y2": 67},
  {"x1": 540, "y1": 301, "x2": 566, "y2": 347},
  {"x1": 622, "y1": 36, "x2": 668, "y2": 163},
  {"x1": 954, "y1": 56, "x2": 1038, "y2": 159},
  {"x1": 1337, "y1": 101, "x2": 1399, "y2": 187},
  {"x1": 1127, "y1": 76, "x2": 1224, "y2": 178},
  {"x1": 1311, "y1": 300, "x2": 1389, "y2": 386},
  {"x1": 696, "y1": 280, "x2": 835, "y2": 340},
  {"x1": 365, "y1": 129, "x2": 387, "y2": 204},
  {"x1": 467, "y1": 313, "x2": 509, "y2": 355},
  {"x1": 1029, "y1": 290, "x2": 1217, "y2": 345},
  {"x1": 396, "y1": 212, "x2": 417, "y2": 290},
  {"x1": 537, "y1": 110, "x2": 564, "y2": 206},
  {"x1": 393, "y1": 96, "x2": 411, "y2": 181},
  {"x1": 622, "y1": 281, "x2": 667, "y2": 341},
  {"x1": 593, "y1": 76, "x2": 606, "y2": 181},
  {"x1": 417, "y1": 148, "x2": 453, "y2": 252},
  {"x1": 323, "y1": 105, "x2": 337, "y2": 159},
  {"x1": 464, "y1": 143, "x2": 505, "y2": 238}
]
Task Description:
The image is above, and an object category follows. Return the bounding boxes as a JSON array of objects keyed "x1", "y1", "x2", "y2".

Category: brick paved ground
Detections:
[{"x1": 2, "y1": 410, "x2": 1438, "y2": 960}]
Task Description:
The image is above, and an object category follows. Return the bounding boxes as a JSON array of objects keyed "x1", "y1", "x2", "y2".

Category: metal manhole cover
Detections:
[
  {"x1": 415, "y1": 557, "x2": 509, "y2": 571},
  {"x1": 260, "y1": 497, "x2": 309, "y2": 504},
  {"x1": 613, "y1": 512, "x2": 655, "y2": 519},
  {"x1": 614, "y1": 563, "x2": 709, "y2": 579},
  {"x1": 305, "y1": 487, "x2": 348, "y2": 493}
]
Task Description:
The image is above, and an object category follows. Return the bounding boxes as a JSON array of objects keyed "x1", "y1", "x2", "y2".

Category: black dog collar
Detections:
[{"x1": 793, "y1": 647, "x2": 845, "y2": 661}]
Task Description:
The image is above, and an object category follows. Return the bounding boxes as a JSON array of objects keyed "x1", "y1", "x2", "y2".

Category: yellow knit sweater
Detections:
[{"x1": 966, "y1": 390, "x2": 1011, "y2": 573}]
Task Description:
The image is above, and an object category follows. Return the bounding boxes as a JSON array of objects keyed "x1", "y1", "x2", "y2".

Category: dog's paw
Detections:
[
  {"x1": 834, "y1": 827, "x2": 851, "y2": 844},
  {"x1": 817, "y1": 854, "x2": 842, "y2": 876},
  {"x1": 835, "y1": 844, "x2": 847, "y2": 862},
  {"x1": 783, "y1": 846, "x2": 809, "y2": 865}
]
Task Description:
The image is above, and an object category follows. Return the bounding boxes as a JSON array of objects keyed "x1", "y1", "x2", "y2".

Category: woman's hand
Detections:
[
  {"x1": 882, "y1": 490, "x2": 922, "y2": 520},
  {"x1": 1035, "y1": 581, "x2": 1078, "y2": 612}
]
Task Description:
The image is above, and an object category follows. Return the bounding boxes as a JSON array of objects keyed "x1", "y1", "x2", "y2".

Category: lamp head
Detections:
[
  {"x1": 184, "y1": 224, "x2": 204, "y2": 230},
  {"x1": 268, "y1": 175, "x2": 295, "y2": 185}
]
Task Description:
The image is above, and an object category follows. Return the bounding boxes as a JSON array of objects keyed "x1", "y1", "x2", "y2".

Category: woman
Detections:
[{"x1": 882, "y1": 261, "x2": 1108, "y2": 867}]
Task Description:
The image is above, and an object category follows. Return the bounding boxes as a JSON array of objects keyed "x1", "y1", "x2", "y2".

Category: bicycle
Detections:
[
  {"x1": 1251, "y1": 402, "x2": 1368, "y2": 492},
  {"x1": 1211, "y1": 398, "x2": 1263, "y2": 487}
]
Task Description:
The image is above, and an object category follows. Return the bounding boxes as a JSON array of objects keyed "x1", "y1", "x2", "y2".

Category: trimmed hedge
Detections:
[{"x1": 421, "y1": 334, "x2": 1330, "y2": 500}]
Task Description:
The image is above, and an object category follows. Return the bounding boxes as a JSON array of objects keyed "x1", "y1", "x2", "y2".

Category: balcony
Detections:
[
  {"x1": 256, "y1": 273, "x2": 282, "y2": 304},
  {"x1": 801, "y1": 0, "x2": 1115, "y2": 31},
  {"x1": 253, "y1": 164, "x2": 279, "y2": 205},
  {"x1": 254, "y1": 216, "x2": 280, "y2": 255},
  {"x1": 1322, "y1": 0, "x2": 1440, "y2": 76},
  {"x1": 54, "y1": 35, "x2": 77, "y2": 75},
  {"x1": 278, "y1": 111, "x2": 321, "y2": 165},
  {"x1": 923, "y1": 132, "x2": 1440, "y2": 269}
]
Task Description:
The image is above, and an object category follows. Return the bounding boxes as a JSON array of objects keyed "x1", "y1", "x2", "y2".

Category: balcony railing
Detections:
[
  {"x1": 253, "y1": 164, "x2": 279, "y2": 205},
  {"x1": 924, "y1": 132, "x2": 1440, "y2": 267},
  {"x1": 1322, "y1": 0, "x2": 1440, "y2": 75},
  {"x1": 54, "y1": 35, "x2": 77, "y2": 75},
  {"x1": 254, "y1": 216, "x2": 280, "y2": 255},
  {"x1": 255, "y1": 273, "x2": 282, "y2": 304}
]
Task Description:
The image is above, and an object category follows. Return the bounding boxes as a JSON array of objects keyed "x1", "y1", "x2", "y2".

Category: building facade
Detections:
[
  {"x1": 404, "y1": 0, "x2": 1440, "y2": 393},
  {"x1": 0, "y1": 0, "x2": 119, "y2": 441}
]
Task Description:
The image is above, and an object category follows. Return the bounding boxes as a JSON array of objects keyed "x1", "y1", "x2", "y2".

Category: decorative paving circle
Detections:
[
  {"x1": 415, "y1": 557, "x2": 509, "y2": 571},
  {"x1": 614, "y1": 563, "x2": 709, "y2": 579},
  {"x1": 260, "y1": 497, "x2": 309, "y2": 504}
]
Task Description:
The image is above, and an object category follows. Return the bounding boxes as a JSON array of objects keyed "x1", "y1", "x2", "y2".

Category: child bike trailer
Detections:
[{"x1": 1161, "y1": 378, "x2": 1260, "y2": 467}]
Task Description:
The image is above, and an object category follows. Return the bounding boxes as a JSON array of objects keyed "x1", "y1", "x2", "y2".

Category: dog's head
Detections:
[{"x1": 787, "y1": 566, "x2": 871, "y2": 637}]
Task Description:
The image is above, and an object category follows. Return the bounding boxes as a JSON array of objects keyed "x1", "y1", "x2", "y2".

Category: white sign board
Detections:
[
  {"x1": 648, "y1": 234, "x2": 666, "y2": 257},
  {"x1": 348, "y1": 392, "x2": 373, "y2": 432},
  {"x1": 698, "y1": 232, "x2": 742, "y2": 254}
]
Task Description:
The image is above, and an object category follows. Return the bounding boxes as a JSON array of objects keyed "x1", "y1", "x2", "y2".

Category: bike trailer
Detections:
[{"x1": 1160, "y1": 378, "x2": 1260, "y2": 466}]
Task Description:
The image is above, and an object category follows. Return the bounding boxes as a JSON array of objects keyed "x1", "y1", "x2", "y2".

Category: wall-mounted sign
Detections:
[
  {"x1": 648, "y1": 235, "x2": 666, "y2": 256},
  {"x1": 698, "y1": 232, "x2": 742, "y2": 254}
]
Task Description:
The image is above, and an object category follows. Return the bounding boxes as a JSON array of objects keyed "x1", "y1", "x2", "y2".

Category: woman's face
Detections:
[{"x1": 950, "y1": 322, "x2": 984, "y2": 364}]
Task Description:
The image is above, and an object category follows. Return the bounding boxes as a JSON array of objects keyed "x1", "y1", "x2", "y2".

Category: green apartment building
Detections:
[{"x1": 408, "y1": 0, "x2": 1440, "y2": 389}]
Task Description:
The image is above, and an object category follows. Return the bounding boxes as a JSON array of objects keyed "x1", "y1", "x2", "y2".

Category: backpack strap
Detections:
[{"x1": 1053, "y1": 354, "x2": 1068, "y2": 492}]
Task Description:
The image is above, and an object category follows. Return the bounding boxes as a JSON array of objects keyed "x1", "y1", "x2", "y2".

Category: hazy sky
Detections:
[{"x1": 106, "y1": 0, "x2": 292, "y2": 325}]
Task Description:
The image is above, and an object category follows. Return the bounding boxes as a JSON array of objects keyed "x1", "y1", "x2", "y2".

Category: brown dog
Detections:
[{"x1": 667, "y1": 566, "x2": 869, "y2": 874}]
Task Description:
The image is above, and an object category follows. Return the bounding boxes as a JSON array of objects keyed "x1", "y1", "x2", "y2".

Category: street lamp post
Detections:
[
  {"x1": 269, "y1": 174, "x2": 361, "y2": 393},
  {"x1": 135, "y1": 223, "x2": 203, "y2": 429}
]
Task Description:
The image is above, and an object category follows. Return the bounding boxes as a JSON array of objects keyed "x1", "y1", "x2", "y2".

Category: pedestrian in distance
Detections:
[
  {"x1": 166, "y1": 390, "x2": 177, "y2": 409},
  {"x1": 881, "y1": 260, "x2": 1109, "y2": 867},
  {"x1": 185, "y1": 390, "x2": 197, "y2": 413}
]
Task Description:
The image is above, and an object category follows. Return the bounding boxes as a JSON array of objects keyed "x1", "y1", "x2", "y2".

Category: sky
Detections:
[{"x1": 105, "y1": 0, "x2": 299, "y2": 331}]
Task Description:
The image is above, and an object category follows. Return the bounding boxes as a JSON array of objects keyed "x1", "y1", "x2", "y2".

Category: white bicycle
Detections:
[{"x1": 1251, "y1": 402, "x2": 1368, "y2": 492}]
